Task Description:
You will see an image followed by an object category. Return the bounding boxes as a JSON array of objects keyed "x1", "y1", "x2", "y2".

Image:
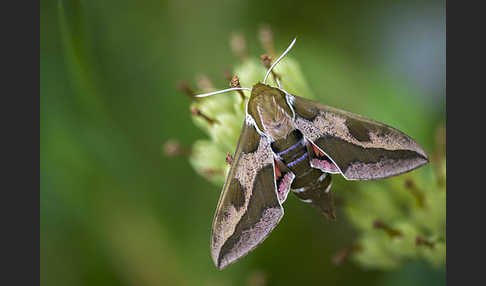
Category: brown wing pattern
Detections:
[
  {"x1": 291, "y1": 95, "x2": 428, "y2": 180},
  {"x1": 211, "y1": 120, "x2": 283, "y2": 270}
]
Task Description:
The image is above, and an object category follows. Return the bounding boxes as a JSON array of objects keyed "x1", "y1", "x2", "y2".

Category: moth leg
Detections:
[
  {"x1": 306, "y1": 141, "x2": 341, "y2": 174},
  {"x1": 292, "y1": 173, "x2": 336, "y2": 220}
]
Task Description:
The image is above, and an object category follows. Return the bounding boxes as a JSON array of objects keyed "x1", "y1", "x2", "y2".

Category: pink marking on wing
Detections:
[
  {"x1": 311, "y1": 158, "x2": 340, "y2": 174},
  {"x1": 278, "y1": 173, "x2": 293, "y2": 203}
]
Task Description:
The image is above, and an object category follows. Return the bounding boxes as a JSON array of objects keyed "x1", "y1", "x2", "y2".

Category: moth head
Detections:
[
  {"x1": 192, "y1": 38, "x2": 298, "y2": 142},
  {"x1": 247, "y1": 83, "x2": 294, "y2": 141}
]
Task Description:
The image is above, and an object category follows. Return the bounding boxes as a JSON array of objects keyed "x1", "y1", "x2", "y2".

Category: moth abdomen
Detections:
[
  {"x1": 270, "y1": 129, "x2": 325, "y2": 190},
  {"x1": 287, "y1": 152, "x2": 309, "y2": 168},
  {"x1": 271, "y1": 129, "x2": 304, "y2": 154},
  {"x1": 271, "y1": 130, "x2": 307, "y2": 166},
  {"x1": 292, "y1": 173, "x2": 336, "y2": 220},
  {"x1": 269, "y1": 128, "x2": 337, "y2": 219}
]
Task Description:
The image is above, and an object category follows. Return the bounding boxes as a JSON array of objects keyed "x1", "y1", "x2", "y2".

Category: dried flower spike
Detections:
[
  {"x1": 260, "y1": 54, "x2": 280, "y2": 84},
  {"x1": 229, "y1": 75, "x2": 246, "y2": 100},
  {"x1": 404, "y1": 179, "x2": 426, "y2": 208},
  {"x1": 196, "y1": 75, "x2": 214, "y2": 91},
  {"x1": 332, "y1": 244, "x2": 362, "y2": 265},
  {"x1": 177, "y1": 80, "x2": 196, "y2": 99},
  {"x1": 190, "y1": 106, "x2": 217, "y2": 125},
  {"x1": 163, "y1": 139, "x2": 191, "y2": 157},
  {"x1": 259, "y1": 24, "x2": 275, "y2": 57},
  {"x1": 230, "y1": 32, "x2": 247, "y2": 61},
  {"x1": 416, "y1": 236, "x2": 435, "y2": 249},
  {"x1": 373, "y1": 220, "x2": 403, "y2": 238}
]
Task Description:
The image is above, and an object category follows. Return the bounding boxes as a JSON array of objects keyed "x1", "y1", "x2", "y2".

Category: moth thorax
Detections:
[
  {"x1": 257, "y1": 103, "x2": 293, "y2": 141},
  {"x1": 248, "y1": 83, "x2": 294, "y2": 141}
]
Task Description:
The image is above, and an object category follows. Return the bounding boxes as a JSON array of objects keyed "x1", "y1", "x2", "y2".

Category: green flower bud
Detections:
[
  {"x1": 189, "y1": 140, "x2": 229, "y2": 185},
  {"x1": 208, "y1": 113, "x2": 243, "y2": 153}
]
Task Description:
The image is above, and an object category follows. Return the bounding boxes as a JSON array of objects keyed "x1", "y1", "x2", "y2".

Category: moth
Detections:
[{"x1": 194, "y1": 39, "x2": 428, "y2": 270}]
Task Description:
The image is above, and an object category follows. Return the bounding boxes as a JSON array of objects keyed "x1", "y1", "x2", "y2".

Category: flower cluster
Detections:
[{"x1": 337, "y1": 125, "x2": 446, "y2": 269}]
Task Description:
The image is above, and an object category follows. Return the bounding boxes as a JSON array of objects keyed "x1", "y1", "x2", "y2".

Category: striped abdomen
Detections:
[
  {"x1": 271, "y1": 129, "x2": 322, "y2": 188},
  {"x1": 271, "y1": 129, "x2": 335, "y2": 219}
]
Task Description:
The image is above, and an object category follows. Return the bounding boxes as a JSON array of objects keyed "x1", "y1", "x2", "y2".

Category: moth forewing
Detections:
[
  {"x1": 210, "y1": 120, "x2": 285, "y2": 270},
  {"x1": 290, "y1": 94, "x2": 428, "y2": 180}
]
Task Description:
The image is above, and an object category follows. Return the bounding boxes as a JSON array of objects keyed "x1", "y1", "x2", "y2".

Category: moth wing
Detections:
[
  {"x1": 290, "y1": 95, "x2": 428, "y2": 180},
  {"x1": 211, "y1": 119, "x2": 283, "y2": 270}
]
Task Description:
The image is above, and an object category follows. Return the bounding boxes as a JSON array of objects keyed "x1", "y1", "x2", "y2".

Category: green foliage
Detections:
[{"x1": 41, "y1": 1, "x2": 445, "y2": 285}]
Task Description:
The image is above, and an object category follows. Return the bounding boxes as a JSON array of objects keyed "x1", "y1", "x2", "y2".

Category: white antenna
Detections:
[
  {"x1": 194, "y1": 87, "x2": 251, "y2": 98},
  {"x1": 263, "y1": 38, "x2": 297, "y2": 84}
]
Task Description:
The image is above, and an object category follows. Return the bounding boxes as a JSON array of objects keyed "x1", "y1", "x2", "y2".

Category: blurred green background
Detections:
[{"x1": 40, "y1": 0, "x2": 445, "y2": 285}]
